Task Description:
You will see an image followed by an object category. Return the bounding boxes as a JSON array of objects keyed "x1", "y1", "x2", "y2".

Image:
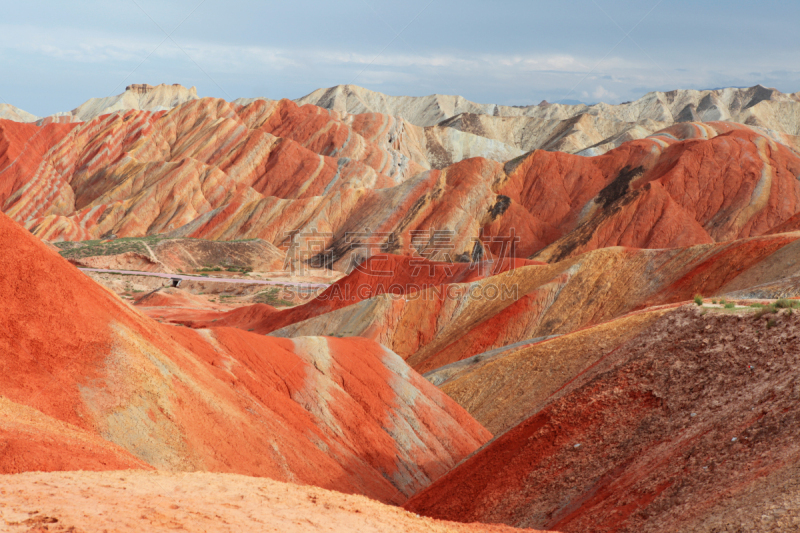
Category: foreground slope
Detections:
[
  {"x1": 0, "y1": 212, "x2": 489, "y2": 503},
  {"x1": 406, "y1": 306, "x2": 800, "y2": 532},
  {"x1": 0, "y1": 471, "x2": 552, "y2": 533}
]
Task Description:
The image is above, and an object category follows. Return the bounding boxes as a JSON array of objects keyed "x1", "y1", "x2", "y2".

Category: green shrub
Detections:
[
  {"x1": 724, "y1": 302, "x2": 735, "y2": 309},
  {"x1": 755, "y1": 305, "x2": 778, "y2": 319},
  {"x1": 776, "y1": 298, "x2": 793, "y2": 309},
  {"x1": 712, "y1": 300, "x2": 717, "y2": 305},
  {"x1": 694, "y1": 294, "x2": 704, "y2": 306}
]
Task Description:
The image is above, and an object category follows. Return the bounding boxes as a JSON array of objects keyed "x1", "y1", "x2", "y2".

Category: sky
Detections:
[{"x1": 3, "y1": 0, "x2": 800, "y2": 116}]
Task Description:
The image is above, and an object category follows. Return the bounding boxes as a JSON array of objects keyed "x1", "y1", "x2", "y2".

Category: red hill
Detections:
[{"x1": 0, "y1": 212, "x2": 490, "y2": 503}]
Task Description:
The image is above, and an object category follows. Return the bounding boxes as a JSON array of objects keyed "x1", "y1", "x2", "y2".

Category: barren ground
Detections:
[{"x1": 0, "y1": 471, "x2": 551, "y2": 533}]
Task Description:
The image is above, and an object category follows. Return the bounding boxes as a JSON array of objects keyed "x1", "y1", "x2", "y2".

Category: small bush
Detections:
[
  {"x1": 755, "y1": 304, "x2": 778, "y2": 319},
  {"x1": 711, "y1": 299, "x2": 717, "y2": 304},
  {"x1": 724, "y1": 302, "x2": 735, "y2": 309},
  {"x1": 776, "y1": 298, "x2": 793, "y2": 309},
  {"x1": 694, "y1": 294, "x2": 704, "y2": 306}
]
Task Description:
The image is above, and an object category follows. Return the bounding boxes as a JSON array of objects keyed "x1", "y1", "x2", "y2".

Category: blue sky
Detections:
[{"x1": 3, "y1": 0, "x2": 800, "y2": 116}]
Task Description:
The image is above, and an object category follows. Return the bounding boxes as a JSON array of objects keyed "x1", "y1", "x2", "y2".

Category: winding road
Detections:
[{"x1": 77, "y1": 268, "x2": 332, "y2": 290}]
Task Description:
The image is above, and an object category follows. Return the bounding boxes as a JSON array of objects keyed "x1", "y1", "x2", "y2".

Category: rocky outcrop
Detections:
[{"x1": 405, "y1": 306, "x2": 800, "y2": 532}]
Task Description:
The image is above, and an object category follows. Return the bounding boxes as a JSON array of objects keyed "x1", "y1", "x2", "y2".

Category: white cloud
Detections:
[
  {"x1": 4, "y1": 18, "x2": 800, "y2": 114},
  {"x1": 592, "y1": 85, "x2": 617, "y2": 100}
]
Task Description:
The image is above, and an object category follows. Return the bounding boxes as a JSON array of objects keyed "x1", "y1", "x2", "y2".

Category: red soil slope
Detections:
[
  {"x1": 490, "y1": 123, "x2": 800, "y2": 261},
  {"x1": 405, "y1": 306, "x2": 800, "y2": 532},
  {"x1": 0, "y1": 212, "x2": 490, "y2": 503},
  {"x1": 0, "y1": 396, "x2": 151, "y2": 474}
]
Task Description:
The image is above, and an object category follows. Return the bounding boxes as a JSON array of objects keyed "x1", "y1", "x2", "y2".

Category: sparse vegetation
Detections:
[
  {"x1": 694, "y1": 294, "x2": 703, "y2": 306},
  {"x1": 755, "y1": 304, "x2": 778, "y2": 319},
  {"x1": 253, "y1": 287, "x2": 295, "y2": 307},
  {"x1": 775, "y1": 298, "x2": 800, "y2": 309},
  {"x1": 712, "y1": 299, "x2": 717, "y2": 305},
  {"x1": 767, "y1": 318, "x2": 778, "y2": 329},
  {"x1": 724, "y1": 302, "x2": 735, "y2": 309},
  {"x1": 225, "y1": 266, "x2": 252, "y2": 274},
  {"x1": 54, "y1": 235, "x2": 165, "y2": 260}
]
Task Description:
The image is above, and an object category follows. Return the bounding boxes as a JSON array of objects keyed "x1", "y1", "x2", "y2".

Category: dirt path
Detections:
[{"x1": 78, "y1": 267, "x2": 331, "y2": 289}]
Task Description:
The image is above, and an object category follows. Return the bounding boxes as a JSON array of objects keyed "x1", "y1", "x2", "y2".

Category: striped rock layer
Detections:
[
  {"x1": 2, "y1": 97, "x2": 800, "y2": 272},
  {"x1": 176, "y1": 231, "x2": 800, "y2": 374},
  {"x1": 404, "y1": 306, "x2": 800, "y2": 532},
  {"x1": 300, "y1": 83, "x2": 800, "y2": 154},
  {"x1": 0, "y1": 211, "x2": 490, "y2": 504}
]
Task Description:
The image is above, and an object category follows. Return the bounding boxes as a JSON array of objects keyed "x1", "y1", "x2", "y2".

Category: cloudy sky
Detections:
[{"x1": 3, "y1": 0, "x2": 800, "y2": 116}]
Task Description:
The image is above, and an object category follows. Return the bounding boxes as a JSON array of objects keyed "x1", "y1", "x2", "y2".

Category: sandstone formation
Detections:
[
  {"x1": 405, "y1": 306, "x2": 800, "y2": 532},
  {"x1": 0, "y1": 211, "x2": 490, "y2": 503},
  {"x1": 0, "y1": 103, "x2": 39, "y2": 123},
  {"x1": 4, "y1": 82, "x2": 800, "y2": 533},
  {"x1": 4, "y1": 98, "x2": 800, "y2": 276},
  {"x1": 7, "y1": 82, "x2": 800, "y2": 164}
]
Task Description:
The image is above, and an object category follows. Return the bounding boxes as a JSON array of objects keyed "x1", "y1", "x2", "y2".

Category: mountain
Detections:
[
  {"x1": 4, "y1": 95, "x2": 800, "y2": 277},
  {"x1": 299, "y1": 84, "x2": 800, "y2": 155},
  {"x1": 6, "y1": 83, "x2": 199, "y2": 124},
  {"x1": 0, "y1": 210, "x2": 489, "y2": 503},
  {"x1": 170, "y1": 231, "x2": 800, "y2": 374},
  {"x1": 5, "y1": 83, "x2": 800, "y2": 532},
  {"x1": 7, "y1": 82, "x2": 800, "y2": 164},
  {"x1": 0, "y1": 103, "x2": 39, "y2": 122}
]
